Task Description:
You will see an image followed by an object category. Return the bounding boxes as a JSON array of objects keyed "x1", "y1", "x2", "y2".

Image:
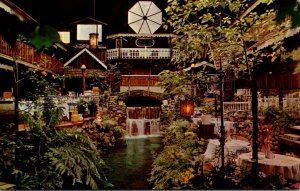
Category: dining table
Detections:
[
  {"x1": 211, "y1": 118, "x2": 236, "y2": 136},
  {"x1": 237, "y1": 152, "x2": 300, "y2": 181},
  {"x1": 203, "y1": 139, "x2": 251, "y2": 166}
]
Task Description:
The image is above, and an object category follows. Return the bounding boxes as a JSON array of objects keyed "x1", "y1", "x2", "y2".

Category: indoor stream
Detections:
[{"x1": 103, "y1": 137, "x2": 162, "y2": 189}]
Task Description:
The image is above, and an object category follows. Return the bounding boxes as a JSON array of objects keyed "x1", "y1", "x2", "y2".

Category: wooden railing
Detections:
[
  {"x1": 224, "y1": 94, "x2": 300, "y2": 116},
  {"x1": 223, "y1": 102, "x2": 251, "y2": 113},
  {"x1": 258, "y1": 96, "x2": 300, "y2": 116},
  {"x1": 121, "y1": 75, "x2": 160, "y2": 86},
  {"x1": 106, "y1": 48, "x2": 177, "y2": 60},
  {"x1": 0, "y1": 35, "x2": 63, "y2": 73},
  {"x1": 64, "y1": 69, "x2": 105, "y2": 78}
]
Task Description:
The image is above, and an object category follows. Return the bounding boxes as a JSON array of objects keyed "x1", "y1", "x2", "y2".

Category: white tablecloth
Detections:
[
  {"x1": 237, "y1": 152, "x2": 300, "y2": 181},
  {"x1": 204, "y1": 139, "x2": 251, "y2": 160},
  {"x1": 19, "y1": 101, "x2": 70, "y2": 119},
  {"x1": 211, "y1": 118, "x2": 235, "y2": 135}
]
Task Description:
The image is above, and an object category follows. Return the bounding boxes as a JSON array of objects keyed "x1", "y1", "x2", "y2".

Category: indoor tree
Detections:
[{"x1": 163, "y1": 0, "x2": 289, "y2": 183}]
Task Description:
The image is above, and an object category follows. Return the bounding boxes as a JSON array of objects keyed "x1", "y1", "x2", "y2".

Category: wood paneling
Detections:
[{"x1": 257, "y1": 74, "x2": 300, "y2": 90}]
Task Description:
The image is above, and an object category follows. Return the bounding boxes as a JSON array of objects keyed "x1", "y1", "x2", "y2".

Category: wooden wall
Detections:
[{"x1": 257, "y1": 73, "x2": 300, "y2": 90}]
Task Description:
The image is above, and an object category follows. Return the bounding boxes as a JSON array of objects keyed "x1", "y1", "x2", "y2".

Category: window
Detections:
[
  {"x1": 77, "y1": 24, "x2": 102, "y2": 42},
  {"x1": 58, "y1": 31, "x2": 70, "y2": 44}
]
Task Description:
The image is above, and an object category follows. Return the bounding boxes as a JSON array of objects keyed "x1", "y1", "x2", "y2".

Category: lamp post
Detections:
[
  {"x1": 81, "y1": 64, "x2": 86, "y2": 95},
  {"x1": 251, "y1": 51, "x2": 259, "y2": 176},
  {"x1": 218, "y1": 56, "x2": 225, "y2": 170},
  {"x1": 191, "y1": 63, "x2": 196, "y2": 96}
]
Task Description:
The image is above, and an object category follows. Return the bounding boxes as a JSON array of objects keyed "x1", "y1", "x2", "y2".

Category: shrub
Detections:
[
  {"x1": 264, "y1": 106, "x2": 295, "y2": 129},
  {"x1": 87, "y1": 119, "x2": 126, "y2": 152}
]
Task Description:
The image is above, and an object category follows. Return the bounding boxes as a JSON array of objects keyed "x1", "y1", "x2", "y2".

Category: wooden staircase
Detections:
[{"x1": 279, "y1": 126, "x2": 300, "y2": 155}]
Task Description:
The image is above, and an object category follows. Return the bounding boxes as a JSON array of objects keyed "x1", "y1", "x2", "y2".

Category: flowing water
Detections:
[
  {"x1": 103, "y1": 137, "x2": 163, "y2": 189},
  {"x1": 126, "y1": 107, "x2": 161, "y2": 137}
]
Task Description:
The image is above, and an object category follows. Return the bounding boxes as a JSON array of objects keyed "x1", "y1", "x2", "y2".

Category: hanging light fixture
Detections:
[
  {"x1": 89, "y1": 33, "x2": 98, "y2": 49},
  {"x1": 89, "y1": 0, "x2": 98, "y2": 49},
  {"x1": 180, "y1": 100, "x2": 194, "y2": 117}
]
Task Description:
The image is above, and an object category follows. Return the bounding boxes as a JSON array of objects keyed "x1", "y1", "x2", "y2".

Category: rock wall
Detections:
[
  {"x1": 160, "y1": 99, "x2": 178, "y2": 126},
  {"x1": 107, "y1": 96, "x2": 127, "y2": 129},
  {"x1": 161, "y1": 99, "x2": 176, "y2": 115}
]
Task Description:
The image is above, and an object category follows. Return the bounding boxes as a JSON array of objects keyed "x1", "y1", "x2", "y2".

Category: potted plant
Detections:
[
  {"x1": 200, "y1": 104, "x2": 214, "y2": 124},
  {"x1": 88, "y1": 100, "x2": 98, "y2": 117},
  {"x1": 77, "y1": 99, "x2": 88, "y2": 115}
]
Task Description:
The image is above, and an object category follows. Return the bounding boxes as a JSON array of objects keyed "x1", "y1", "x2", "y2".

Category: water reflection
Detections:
[{"x1": 103, "y1": 137, "x2": 162, "y2": 189}]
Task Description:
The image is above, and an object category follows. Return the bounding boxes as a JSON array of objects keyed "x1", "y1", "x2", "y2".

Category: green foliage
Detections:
[
  {"x1": 149, "y1": 120, "x2": 207, "y2": 189},
  {"x1": 157, "y1": 70, "x2": 209, "y2": 100},
  {"x1": 275, "y1": 0, "x2": 300, "y2": 28},
  {"x1": 77, "y1": 99, "x2": 88, "y2": 114},
  {"x1": 16, "y1": 109, "x2": 110, "y2": 189},
  {"x1": 0, "y1": 95, "x2": 110, "y2": 189},
  {"x1": 238, "y1": 168, "x2": 286, "y2": 189},
  {"x1": 149, "y1": 119, "x2": 287, "y2": 189},
  {"x1": 14, "y1": 169, "x2": 63, "y2": 190},
  {"x1": 23, "y1": 25, "x2": 60, "y2": 50},
  {"x1": 45, "y1": 132, "x2": 107, "y2": 189},
  {"x1": 41, "y1": 96, "x2": 64, "y2": 128},
  {"x1": 165, "y1": 0, "x2": 251, "y2": 68},
  {"x1": 99, "y1": 90, "x2": 110, "y2": 108},
  {"x1": 162, "y1": 120, "x2": 193, "y2": 145},
  {"x1": 87, "y1": 119, "x2": 126, "y2": 152},
  {"x1": 105, "y1": 64, "x2": 122, "y2": 93},
  {"x1": 164, "y1": 0, "x2": 288, "y2": 83},
  {"x1": 0, "y1": 124, "x2": 15, "y2": 182},
  {"x1": 20, "y1": 69, "x2": 59, "y2": 100},
  {"x1": 264, "y1": 106, "x2": 295, "y2": 128},
  {"x1": 149, "y1": 141, "x2": 205, "y2": 189},
  {"x1": 88, "y1": 100, "x2": 98, "y2": 117}
]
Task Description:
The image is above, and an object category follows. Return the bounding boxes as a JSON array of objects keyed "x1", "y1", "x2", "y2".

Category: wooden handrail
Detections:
[
  {"x1": 106, "y1": 48, "x2": 177, "y2": 60},
  {"x1": 0, "y1": 35, "x2": 63, "y2": 73}
]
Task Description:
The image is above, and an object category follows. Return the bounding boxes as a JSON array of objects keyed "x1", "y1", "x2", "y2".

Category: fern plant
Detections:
[
  {"x1": 45, "y1": 129, "x2": 109, "y2": 189},
  {"x1": 19, "y1": 110, "x2": 112, "y2": 189}
]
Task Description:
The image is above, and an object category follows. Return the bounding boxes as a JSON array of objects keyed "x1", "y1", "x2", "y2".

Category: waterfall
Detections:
[{"x1": 125, "y1": 107, "x2": 161, "y2": 138}]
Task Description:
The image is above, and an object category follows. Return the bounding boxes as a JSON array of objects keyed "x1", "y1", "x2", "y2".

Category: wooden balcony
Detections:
[
  {"x1": 120, "y1": 75, "x2": 163, "y2": 93},
  {"x1": 0, "y1": 35, "x2": 63, "y2": 74},
  {"x1": 106, "y1": 48, "x2": 177, "y2": 60}
]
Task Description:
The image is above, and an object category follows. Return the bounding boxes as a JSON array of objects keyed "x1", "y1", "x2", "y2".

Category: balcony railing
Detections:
[
  {"x1": 0, "y1": 35, "x2": 63, "y2": 73},
  {"x1": 223, "y1": 102, "x2": 251, "y2": 113},
  {"x1": 106, "y1": 48, "x2": 177, "y2": 60},
  {"x1": 120, "y1": 75, "x2": 163, "y2": 93}
]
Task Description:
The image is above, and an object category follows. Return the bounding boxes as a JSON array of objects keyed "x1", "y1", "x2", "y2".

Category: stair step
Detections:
[
  {"x1": 283, "y1": 133, "x2": 300, "y2": 141},
  {"x1": 291, "y1": 126, "x2": 300, "y2": 131}
]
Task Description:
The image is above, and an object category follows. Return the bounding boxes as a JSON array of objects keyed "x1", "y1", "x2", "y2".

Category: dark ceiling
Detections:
[{"x1": 11, "y1": 0, "x2": 168, "y2": 34}]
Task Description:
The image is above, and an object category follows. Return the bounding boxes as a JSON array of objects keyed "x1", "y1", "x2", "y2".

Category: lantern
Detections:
[
  {"x1": 81, "y1": 64, "x2": 87, "y2": 94},
  {"x1": 89, "y1": 33, "x2": 98, "y2": 49},
  {"x1": 180, "y1": 100, "x2": 194, "y2": 117}
]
